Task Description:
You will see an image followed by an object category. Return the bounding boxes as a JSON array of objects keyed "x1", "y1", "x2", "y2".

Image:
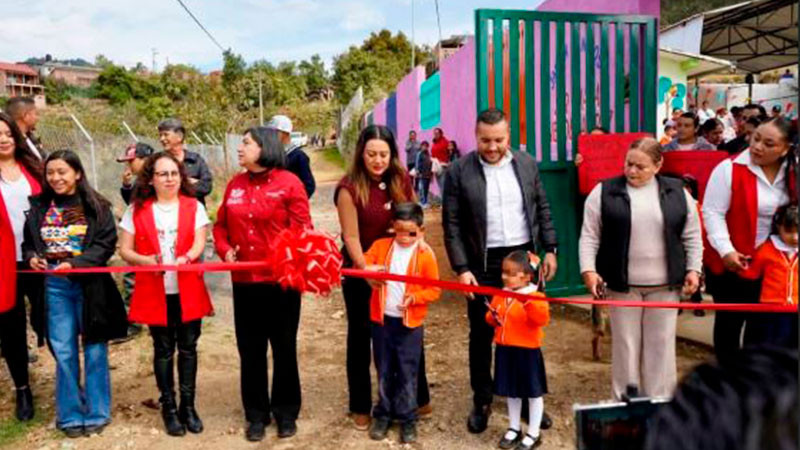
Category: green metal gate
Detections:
[{"x1": 475, "y1": 10, "x2": 658, "y2": 296}]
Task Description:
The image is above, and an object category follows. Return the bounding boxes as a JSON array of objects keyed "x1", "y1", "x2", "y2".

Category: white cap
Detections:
[{"x1": 266, "y1": 115, "x2": 292, "y2": 134}]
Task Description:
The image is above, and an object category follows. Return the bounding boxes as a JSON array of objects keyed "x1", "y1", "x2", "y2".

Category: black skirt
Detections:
[{"x1": 494, "y1": 345, "x2": 548, "y2": 398}]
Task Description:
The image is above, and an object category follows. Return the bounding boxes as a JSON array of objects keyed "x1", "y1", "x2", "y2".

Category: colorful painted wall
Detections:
[
  {"x1": 367, "y1": 37, "x2": 477, "y2": 195},
  {"x1": 656, "y1": 56, "x2": 688, "y2": 139}
]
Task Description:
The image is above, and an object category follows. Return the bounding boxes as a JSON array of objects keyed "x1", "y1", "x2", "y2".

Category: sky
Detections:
[{"x1": 1, "y1": 0, "x2": 545, "y2": 72}]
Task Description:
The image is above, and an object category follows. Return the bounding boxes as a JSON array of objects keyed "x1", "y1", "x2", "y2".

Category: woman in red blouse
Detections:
[
  {"x1": 213, "y1": 127, "x2": 311, "y2": 442},
  {"x1": 335, "y1": 125, "x2": 430, "y2": 430}
]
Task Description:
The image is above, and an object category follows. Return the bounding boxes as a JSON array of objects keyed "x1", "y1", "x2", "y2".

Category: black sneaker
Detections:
[
  {"x1": 467, "y1": 404, "x2": 491, "y2": 434},
  {"x1": 84, "y1": 423, "x2": 107, "y2": 436},
  {"x1": 369, "y1": 417, "x2": 390, "y2": 441},
  {"x1": 15, "y1": 387, "x2": 34, "y2": 421},
  {"x1": 400, "y1": 421, "x2": 417, "y2": 444},
  {"x1": 277, "y1": 419, "x2": 297, "y2": 438},
  {"x1": 62, "y1": 426, "x2": 84, "y2": 438},
  {"x1": 499, "y1": 428, "x2": 522, "y2": 449},
  {"x1": 245, "y1": 421, "x2": 266, "y2": 442}
]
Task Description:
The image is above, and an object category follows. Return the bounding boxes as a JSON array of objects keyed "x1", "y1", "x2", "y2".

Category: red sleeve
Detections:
[
  {"x1": 213, "y1": 179, "x2": 234, "y2": 258},
  {"x1": 287, "y1": 176, "x2": 312, "y2": 229}
]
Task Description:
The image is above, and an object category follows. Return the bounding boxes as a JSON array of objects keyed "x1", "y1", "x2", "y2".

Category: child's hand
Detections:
[
  {"x1": 397, "y1": 294, "x2": 414, "y2": 311},
  {"x1": 365, "y1": 265, "x2": 385, "y2": 289}
]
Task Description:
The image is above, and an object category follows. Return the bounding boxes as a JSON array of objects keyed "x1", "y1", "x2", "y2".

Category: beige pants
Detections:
[{"x1": 608, "y1": 286, "x2": 679, "y2": 400}]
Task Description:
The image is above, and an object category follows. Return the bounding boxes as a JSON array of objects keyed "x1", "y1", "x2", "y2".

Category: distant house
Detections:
[
  {"x1": 39, "y1": 62, "x2": 102, "y2": 88},
  {"x1": 0, "y1": 62, "x2": 45, "y2": 99}
]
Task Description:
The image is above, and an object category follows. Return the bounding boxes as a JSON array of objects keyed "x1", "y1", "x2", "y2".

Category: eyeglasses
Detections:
[{"x1": 154, "y1": 171, "x2": 180, "y2": 179}]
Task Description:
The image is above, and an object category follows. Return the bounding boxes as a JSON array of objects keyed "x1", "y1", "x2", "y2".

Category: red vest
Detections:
[
  {"x1": 704, "y1": 163, "x2": 760, "y2": 275},
  {"x1": 128, "y1": 196, "x2": 213, "y2": 325},
  {"x1": 0, "y1": 166, "x2": 41, "y2": 313}
]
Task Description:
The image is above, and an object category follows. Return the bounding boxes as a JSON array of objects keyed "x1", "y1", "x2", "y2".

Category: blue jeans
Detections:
[
  {"x1": 371, "y1": 317, "x2": 423, "y2": 423},
  {"x1": 46, "y1": 275, "x2": 111, "y2": 429},
  {"x1": 416, "y1": 178, "x2": 431, "y2": 205}
]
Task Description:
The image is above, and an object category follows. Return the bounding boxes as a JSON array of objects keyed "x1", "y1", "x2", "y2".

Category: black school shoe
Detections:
[
  {"x1": 15, "y1": 387, "x2": 34, "y2": 421},
  {"x1": 499, "y1": 428, "x2": 523, "y2": 449},
  {"x1": 540, "y1": 412, "x2": 552, "y2": 430},
  {"x1": 467, "y1": 404, "x2": 492, "y2": 433},
  {"x1": 61, "y1": 426, "x2": 84, "y2": 439},
  {"x1": 400, "y1": 421, "x2": 417, "y2": 444},
  {"x1": 84, "y1": 423, "x2": 107, "y2": 436},
  {"x1": 369, "y1": 417, "x2": 391, "y2": 440},
  {"x1": 277, "y1": 419, "x2": 297, "y2": 438},
  {"x1": 516, "y1": 433, "x2": 542, "y2": 450},
  {"x1": 245, "y1": 421, "x2": 266, "y2": 442}
]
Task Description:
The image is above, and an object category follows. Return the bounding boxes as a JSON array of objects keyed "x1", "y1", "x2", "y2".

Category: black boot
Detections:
[
  {"x1": 178, "y1": 327, "x2": 203, "y2": 434},
  {"x1": 160, "y1": 395, "x2": 186, "y2": 437},
  {"x1": 15, "y1": 386, "x2": 34, "y2": 421}
]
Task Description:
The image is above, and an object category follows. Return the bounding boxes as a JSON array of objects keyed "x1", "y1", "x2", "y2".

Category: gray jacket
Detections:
[
  {"x1": 442, "y1": 150, "x2": 558, "y2": 275},
  {"x1": 662, "y1": 136, "x2": 716, "y2": 151}
]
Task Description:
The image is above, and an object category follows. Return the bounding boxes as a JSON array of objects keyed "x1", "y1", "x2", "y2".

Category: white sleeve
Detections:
[
  {"x1": 579, "y1": 183, "x2": 603, "y2": 273},
  {"x1": 702, "y1": 159, "x2": 735, "y2": 258},
  {"x1": 682, "y1": 191, "x2": 703, "y2": 273},
  {"x1": 119, "y1": 205, "x2": 136, "y2": 234},
  {"x1": 195, "y1": 201, "x2": 211, "y2": 230}
]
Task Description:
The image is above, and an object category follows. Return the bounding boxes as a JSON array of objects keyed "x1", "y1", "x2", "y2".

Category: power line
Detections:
[
  {"x1": 434, "y1": 0, "x2": 443, "y2": 62},
  {"x1": 174, "y1": 0, "x2": 226, "y2": 52}
]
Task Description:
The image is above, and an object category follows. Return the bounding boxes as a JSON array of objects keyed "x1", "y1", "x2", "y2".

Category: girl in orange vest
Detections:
[
  {"x1": 742, "y1": 204, "x2": 798, "y2": 348},
  {"x1": 485, "y1": 250, "x2": 550, "y2": 450},
  {"x1": 119, "y1": 152, "x2": 212, "y2": 437}
]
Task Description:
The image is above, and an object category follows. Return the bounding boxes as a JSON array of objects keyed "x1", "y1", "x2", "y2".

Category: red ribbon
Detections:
[{"x1": 20, "y1": 262, "x2": 797, "y2": 313}]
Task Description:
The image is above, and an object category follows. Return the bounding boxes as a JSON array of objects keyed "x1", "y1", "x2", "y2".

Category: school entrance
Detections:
[{"x1": 474, "y1": 9, "x2": 659, "y2": 296}]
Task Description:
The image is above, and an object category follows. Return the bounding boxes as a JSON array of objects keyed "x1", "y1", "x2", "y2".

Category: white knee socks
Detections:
[
  {"x1": 527, "y1": 396, "x2": 544, "y2": 438},
  {"x1": 505, "y1": 397, "x2": 522, "y2": 439}
]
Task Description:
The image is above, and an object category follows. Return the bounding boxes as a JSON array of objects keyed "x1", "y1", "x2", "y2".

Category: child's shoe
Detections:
[
  {"x1": 400, "y1": 421, "x2": 417, "y2": 443},
  {"x1": 499, "y1": 428, "x2": 522, "y2": 449}
]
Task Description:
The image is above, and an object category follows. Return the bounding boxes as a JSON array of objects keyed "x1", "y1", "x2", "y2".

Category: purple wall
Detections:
[
  {"x1": 537, "y1": 0, "x2": 660, "y2": 17},
  {"x1": 395, "y1": 67, "x2": 426, "y2": 167}
]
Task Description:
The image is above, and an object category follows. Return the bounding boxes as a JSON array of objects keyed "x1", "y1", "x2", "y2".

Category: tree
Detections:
[
  {"x1": 299, "y1": 54, "x2": 329, "y2": 97},
  {"x1": 222, "y1": 49, "x2": 246, "y2": 89},
  {"x1": 332, "y1": 29, "x2": 432, "y2": 104},
  {"x1": 94, "y1": 54, "x2": 113, "y2": 68}
]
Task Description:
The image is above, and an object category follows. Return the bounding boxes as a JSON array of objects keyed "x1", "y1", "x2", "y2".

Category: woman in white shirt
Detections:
[
  {"x1": 579, "y1": 137, "x2": 703, "y2": 400},
  {"x1": 702, "y1": 117, "x2": 797, "y2": 364},
  {"x1": 119, "y1": 152, "x2": 212, "y2": 437}
]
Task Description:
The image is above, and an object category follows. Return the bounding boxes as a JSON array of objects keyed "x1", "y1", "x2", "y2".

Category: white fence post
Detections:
[{"x1": 69, "y1": 114, "x2": 98, "y2": 189}]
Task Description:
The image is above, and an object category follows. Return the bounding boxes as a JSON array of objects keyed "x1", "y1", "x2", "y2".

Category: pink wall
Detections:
[
  {"x1": 373, "y1": 98, "x2": 387, "y2": 129},
  {"x1": 439, "y1": 37, "x2": 477, "y2": 160},
  {"x1": 537, "y1": 0, "x2": 660, "y2": 17},
  {"x1": 395, "y1": 67, "x2": 426, "y2": 167}
]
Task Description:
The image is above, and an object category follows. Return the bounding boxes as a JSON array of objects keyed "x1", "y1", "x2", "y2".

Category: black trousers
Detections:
[
  {"x1": 149, "y1": 295, "x2": 201, "y2": 401},
  {"x1": 232, "y1": 283, "x2": 301, "y2": 424},
  {"x1": 707, "y1": 270, "x2": 761, "y2": 365},
  {"x1": 469, "y1": 243, "x2": 533, "y2": 408},
  {"x1": 341, "y1": 276, "x2": 430, "y2": 415},
  {"x1": 0, "y1": 268, "x2": 30, "y2": 388}
]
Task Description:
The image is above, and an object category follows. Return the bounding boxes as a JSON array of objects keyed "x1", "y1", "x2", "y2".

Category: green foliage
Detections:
[
  {"x1": 299, "y1": 54, "x2": 330, "y2": 97},
  {"x1": 43, "y1": 77, "x2": 72, "y2": 105},
  {"x1": 332, "y1": 29, "x2": 433, "y2": 104},
  {"x1": 222, "y1": 49, "x2": 246, "y2": 89}
]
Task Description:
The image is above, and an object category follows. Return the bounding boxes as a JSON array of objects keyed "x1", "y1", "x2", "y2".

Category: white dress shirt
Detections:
[
  {"x1": 702, "y1": 150, "x2": 790, "y2": 258},
  {"x1": 481, "y1": 152, "x2": 531, "y2": 248}
]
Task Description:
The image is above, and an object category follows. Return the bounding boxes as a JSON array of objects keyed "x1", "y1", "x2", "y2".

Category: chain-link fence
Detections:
[{"x1": 36, "y1": 121, "x2": 240, "y2": 213}]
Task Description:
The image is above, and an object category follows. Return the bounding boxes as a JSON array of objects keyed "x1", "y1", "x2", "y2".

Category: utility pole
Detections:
[
  {"x1": 258, "y1": 75, "x2": 264, "y2": 125},
  {"x1": 411, "y1": 0, "x2": 416, "y2": 70},
  {"x1": 151, "y1": 48, "x2": 159, "y2": 73}
]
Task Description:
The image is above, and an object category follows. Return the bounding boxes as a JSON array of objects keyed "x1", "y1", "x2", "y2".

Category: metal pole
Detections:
[
  {"x1": 434, "y1": 0, "x2": 443, "y2": 63},
  {"x1": 411, "y1": 0, "x2": 415, "y2": 70},
  {"x1": 259, "y1": 77, "x2": 264, "y2": 125},
  {"x1": 122, "y1": 121, "x2": 139, "y2": 142},
  {"x1": 69, "y1": 113, "x2": 98, "y2": 189}
]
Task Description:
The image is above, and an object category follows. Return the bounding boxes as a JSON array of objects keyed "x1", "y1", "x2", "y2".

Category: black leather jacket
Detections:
[{"x1": 442, "y1": 150, "x2": 558, "y2": 275}]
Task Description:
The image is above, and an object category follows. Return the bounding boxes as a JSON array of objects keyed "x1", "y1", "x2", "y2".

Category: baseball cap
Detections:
[
  {"x1": 116, "y1": 142, "x2": 155, "y2": 162},
  {"x1": 266, "y1": 115, "x2": 292, "y2": 134}
]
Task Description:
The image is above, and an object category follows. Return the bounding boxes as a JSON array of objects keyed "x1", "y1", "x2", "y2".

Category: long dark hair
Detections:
[
  {"x1": 761, "y1": 117, "x2": 797, "y2": 203},
  {"x1": 0, "y1": 112, "x2": 42, "y2": 180},
  {"x1": 131, "y1": 151, "x2": 195, "y2": 207},
  {"x1": 40, "y1": 150, "x2": 111, "y2": 222},
  {"x1": 347, "y1": 125, "x2": 412, "y2": 206}
]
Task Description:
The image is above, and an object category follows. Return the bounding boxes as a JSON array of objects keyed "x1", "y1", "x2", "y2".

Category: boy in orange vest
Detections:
[
  {"x1": 742, "y1": 204, "x2": 798, "y2": 348},
  {"x1": 363, "y1": 202, "x2": 440, "y2": 444}
]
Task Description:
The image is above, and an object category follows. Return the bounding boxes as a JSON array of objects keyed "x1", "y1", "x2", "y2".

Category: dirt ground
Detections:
[{"x1": 0, "y1": 149, "x2": 711, "y2": 449}]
